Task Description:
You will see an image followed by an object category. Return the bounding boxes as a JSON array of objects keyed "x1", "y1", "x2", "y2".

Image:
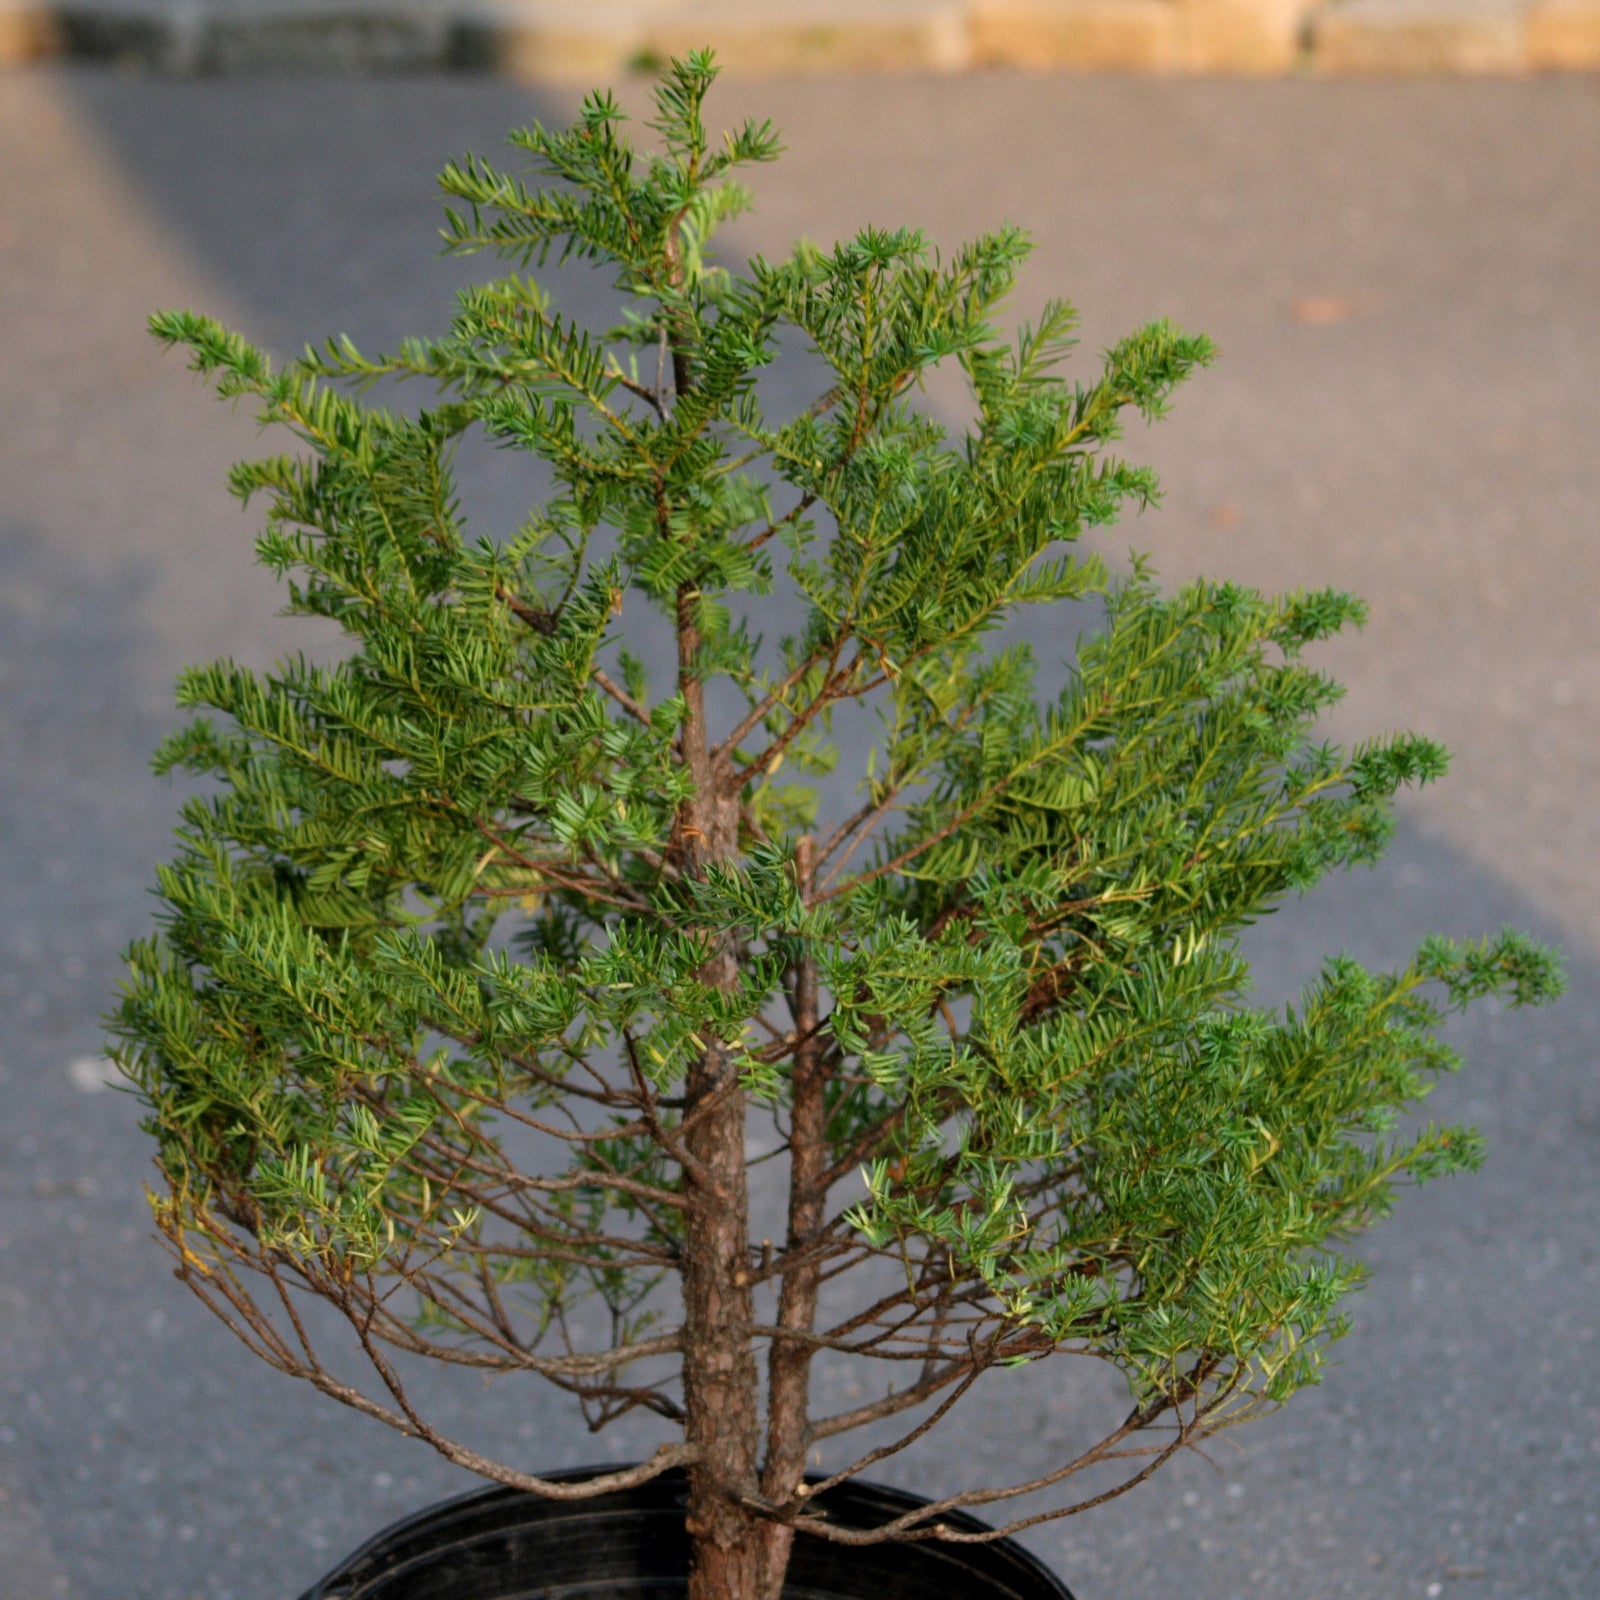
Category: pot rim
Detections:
[{"x1": 300, "y1": 1463, "x2": 1076, "y2": 1600}]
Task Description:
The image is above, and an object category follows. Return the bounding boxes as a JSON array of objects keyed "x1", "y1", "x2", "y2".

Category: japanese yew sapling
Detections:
[{"x1": 112, "y1": 52, "x2": 1562, "y2": 1600}]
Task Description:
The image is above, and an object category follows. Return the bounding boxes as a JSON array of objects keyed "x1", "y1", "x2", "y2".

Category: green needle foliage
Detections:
[{"x1": 110, "y1": 50, "x2": 1562, "y2": 1600}]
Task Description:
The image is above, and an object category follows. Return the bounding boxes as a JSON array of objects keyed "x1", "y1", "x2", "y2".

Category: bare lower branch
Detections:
[
  {"x1": 740, "y1": 490, "x2": 818, "y2": 557},
  {"x1": 621, "y1": 1029, "x2": 727, "y2": 1197},
  {"x1": 405, "y1": 1062, "x2": 659, "y2": 1146},
  {"x1": 789, "y1": 1353, "x2": 1233, "y2": 1546},
  {"x1": 792, "y1": 1427, "x2": 1189, "y2": 1547},
  {"x1": 419, "y1": 1018, "x2": 628, "y2": 1108},
  {"x1": 473, "y1": 820, "x2": 650, "y2": 913},
  {"x1": 712, "y1": 653, "x2": 843, "y2": 776},
  {"x1": 405, "y1": 1122, "x2": 688, "y2": 1210},
  {"x1": 343, "y1": 1306, "x2": 697, "y2": 1496},
  {"x1": 605, "y1": 359, "x2": 669, "y2": 417},
  {"x1": 806, "y1": 1351, "x2": 985, "y2": 1442}
]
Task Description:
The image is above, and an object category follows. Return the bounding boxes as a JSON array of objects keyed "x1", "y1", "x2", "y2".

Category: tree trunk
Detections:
[
  {"x1": 755, "y1": 834, "x2": 826, "y2": 1600},
  {"x1": 680, "y1": 1035, "x2": 764, "y2": 1600},
  {"x1": 675, "y1": 577, "x2": 765, "y2": 1600}
]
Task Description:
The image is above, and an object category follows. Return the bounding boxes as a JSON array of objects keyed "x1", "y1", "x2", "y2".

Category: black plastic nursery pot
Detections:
[{"x1": 297, "y1": 1465, "x2": 1077, "y2": 1600}]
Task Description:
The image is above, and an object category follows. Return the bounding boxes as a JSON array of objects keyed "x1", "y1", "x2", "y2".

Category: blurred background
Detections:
[{"x1": 1, "y1": 17, "x2": 1597, "y2": 1600}]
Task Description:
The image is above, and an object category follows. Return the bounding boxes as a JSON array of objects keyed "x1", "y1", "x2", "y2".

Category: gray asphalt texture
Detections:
[{"x1": 1, "y1": 66, "x2": 1598, "y2": 1600}]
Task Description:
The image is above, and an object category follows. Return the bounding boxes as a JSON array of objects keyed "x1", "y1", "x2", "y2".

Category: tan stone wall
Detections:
[{"x1": 3, "y1": 0, "x2": 1599, "y2": 71}]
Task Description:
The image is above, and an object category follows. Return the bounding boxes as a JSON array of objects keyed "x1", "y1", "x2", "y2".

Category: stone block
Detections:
[
  {"x1": 1311, "y1": 0, "x2": 1528, "y2": 71},
  {"x1": 0, "y1": 1, "x2": 64, "y2": 62},
  {"x1": 453, "y1": 1, "x2": 654, "y2": 81},
  {"x1": 57, "y1": 0, "x2": 209, "y2": 70},
  {"x1": 203, "y1": 2, "x2": 453, "y2": 71},
  {"x1": 1527, "y1": 0, "x2": 1600, "y2": 65},
  {"x1": 1179, "y1": 0, "x2": 1307, "y2": 69},
  {"x1": 640, "y1": 1, "x2": 970, "y2": 75},
  {"x1": 967, "y1": 0, "x2": 1183, "y2": 72}
]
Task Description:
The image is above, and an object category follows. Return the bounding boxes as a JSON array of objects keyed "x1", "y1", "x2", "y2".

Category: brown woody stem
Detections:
[
  {"x1": 675, "y1": 555, "x2": 765, "y2": 1600},
  {"x1": 755, "y1": 834, "x2": 827, "y2": 1600}
]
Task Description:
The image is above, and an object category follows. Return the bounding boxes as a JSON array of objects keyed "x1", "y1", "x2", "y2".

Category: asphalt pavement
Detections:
[{"x1": 0, "y1": 65, "x2": 1597, "y2": 1600}]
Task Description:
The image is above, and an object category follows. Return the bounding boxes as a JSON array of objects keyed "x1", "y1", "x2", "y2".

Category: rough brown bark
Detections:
[
  {"x1": 754, "y1": 834, "x2": 827, "y2": 1600},
  {"x1": 676, "y1": 576, "x2": 765, "y2": 1600},
  {"x1": 679, "y1": 1042, "x2": 763, "y2": 1600}
]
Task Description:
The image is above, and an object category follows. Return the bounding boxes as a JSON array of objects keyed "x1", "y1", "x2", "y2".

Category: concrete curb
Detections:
[{"x1": 1, "y1": 0, "x2": 1597, "y2": 74}]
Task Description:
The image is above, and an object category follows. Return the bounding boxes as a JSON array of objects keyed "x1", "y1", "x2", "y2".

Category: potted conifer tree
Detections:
[{"x1": 110, "y1": 50, "x2": 1562, "y2": 1600}]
